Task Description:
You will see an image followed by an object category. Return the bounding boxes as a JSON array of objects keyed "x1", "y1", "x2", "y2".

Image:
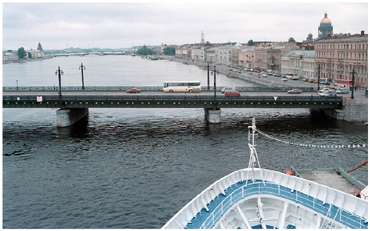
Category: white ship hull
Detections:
[{"x1": 163, "y1": 168, "x2": 368, "y2": 229}]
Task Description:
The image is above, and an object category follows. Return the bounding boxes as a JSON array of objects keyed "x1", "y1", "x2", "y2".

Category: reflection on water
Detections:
[
  {"x1": 57, "y1": 116, "x2": 89, "y2": 138},
  {"x1": 3, "y1": 109, "x2": 368, "y2": 228}
]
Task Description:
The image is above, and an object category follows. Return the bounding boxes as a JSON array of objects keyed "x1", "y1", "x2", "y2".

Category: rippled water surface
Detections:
[{"x1": 3, "y1": 56, "x2": 368, "y2": 228}]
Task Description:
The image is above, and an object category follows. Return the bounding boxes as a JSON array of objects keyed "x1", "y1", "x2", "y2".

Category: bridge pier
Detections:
[
  {"x1": 311, "y1": 97, "x2": 368, "y2": 123},
  {"x1": 204, "y1": 108, "x2": 221, "y2": 124},
  {"x1": 56, "y1": 108, "x2": 89, "y2": 127}
]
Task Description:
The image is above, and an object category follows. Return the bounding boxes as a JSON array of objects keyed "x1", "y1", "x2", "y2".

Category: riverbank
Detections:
[
  {"x1": 159, "y1": 55, "x2": 318, "y2": 88},
  {"x1": 3, "y1": 56, "x2": 53, "y2": 64}
]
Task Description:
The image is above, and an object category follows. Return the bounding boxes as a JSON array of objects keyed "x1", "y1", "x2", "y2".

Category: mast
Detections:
[{"x1": 247, "y1": 118, "x2": 263, "y2": 182}]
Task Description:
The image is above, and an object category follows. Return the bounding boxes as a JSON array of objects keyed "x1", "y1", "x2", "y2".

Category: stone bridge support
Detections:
[
  {"x1": 56, "y1": 108, "x2": 89, "y2": 127},
  {"x1": 311, "y1": 96, "x2": 367, "y2": 123},
  {"x1": 204, "y1": 108, "x2": 221, "y2": 124}
]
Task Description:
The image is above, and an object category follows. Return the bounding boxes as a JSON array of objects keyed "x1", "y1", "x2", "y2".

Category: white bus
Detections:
[{"x1": 162, "y1": 81, "x2": 201, "y2": 93}]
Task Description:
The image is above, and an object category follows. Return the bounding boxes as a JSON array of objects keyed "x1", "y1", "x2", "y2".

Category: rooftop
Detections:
[{"x1": 316, "y1": 32, "x2": 368, "y2": 42}]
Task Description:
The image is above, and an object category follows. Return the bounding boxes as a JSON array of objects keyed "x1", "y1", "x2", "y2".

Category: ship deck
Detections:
[{"x1": 293, "y1": 167, "x2": 366, "y2": 195}]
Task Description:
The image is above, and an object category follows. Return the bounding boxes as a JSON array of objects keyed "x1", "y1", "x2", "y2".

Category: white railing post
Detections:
[
  {"x1": 212, "y1": 212, "x2": 215, "y2": 228},
  {"x1": 295, "y1": 190, "x2": 298, "y2": 202},
  {"x1": 221, "y1": 201, "x2": 224, "y2": 216}
]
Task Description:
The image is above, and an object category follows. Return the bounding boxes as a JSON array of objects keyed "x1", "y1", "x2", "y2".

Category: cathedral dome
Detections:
[{"x1": 320, "y1": 13, "x2": 332, "y2": 24}]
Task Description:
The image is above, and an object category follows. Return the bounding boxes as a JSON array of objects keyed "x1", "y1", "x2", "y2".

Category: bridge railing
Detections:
[
  {"x1": 3, "y1": 94, "x2": 341, "y2": 102},
  {"x1": 3, "y1": 86, "x2": 316, "y2": 92}
]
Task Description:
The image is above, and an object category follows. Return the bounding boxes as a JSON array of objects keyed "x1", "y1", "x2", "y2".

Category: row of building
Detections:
[
  {"x1": 3, "y1": 42, "x2": 45, "y2": 63},
  {"x1": 172, "y1": 14, "x2": 368, "y2": 88}
]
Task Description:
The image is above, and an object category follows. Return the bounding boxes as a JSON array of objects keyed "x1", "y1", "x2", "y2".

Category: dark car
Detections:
[
  {"x1": 126, "y1": 88, "x2": 141, "y2": 93},
  {"x1": 224, "y1": 90, "x2": 241, "y2": 97}
]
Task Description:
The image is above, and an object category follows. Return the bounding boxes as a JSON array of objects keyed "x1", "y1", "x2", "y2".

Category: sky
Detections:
[{"x1": 3, "y1": 1, "x2": 368, "y2": 50}]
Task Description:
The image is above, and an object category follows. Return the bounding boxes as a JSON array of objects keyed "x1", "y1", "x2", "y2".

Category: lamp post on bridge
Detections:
[
  {"x1": 317, "y1": 64, "x2": 321, "y2": 91},
  {"x1": 79, "y1": 62, "x2": 86, "y2": 90},
  {"x1": 16, "y1": 80, "x2": 19, "y2": 91},
  {"x1": 207, "y1": 63, "x2": 210, "y2": 91},
  {"x1": 55, "y1": 66, "x2": 64, "y2": 99},
  {"x1": 351, "y1": 68, "x2": 356, "y2": 99},
  {"x1": 213, "y1": 65, "x2": 217, "y2": 103}
]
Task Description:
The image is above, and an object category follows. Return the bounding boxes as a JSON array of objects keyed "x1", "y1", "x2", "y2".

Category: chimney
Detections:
[{"x1": 361, "y1": 30, "x2": 365, "y2": 36}]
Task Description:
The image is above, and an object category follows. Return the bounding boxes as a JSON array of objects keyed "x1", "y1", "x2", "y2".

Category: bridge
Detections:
[{"x1": 3, "y1": 86, "x2": 343, "y2": 127}]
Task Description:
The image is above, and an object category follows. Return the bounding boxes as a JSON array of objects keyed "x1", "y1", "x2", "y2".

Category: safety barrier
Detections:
[
  {"x1": 162, "y1": 168, "x2": 367, "y2": 229},
  {"x1": 3, "y1": 86, "x2": 316, "y2": 93}
]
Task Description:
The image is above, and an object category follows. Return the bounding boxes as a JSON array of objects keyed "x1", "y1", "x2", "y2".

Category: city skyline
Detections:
[{"x1": 3, "y1": 2, "x2": 368, "y2": 50}]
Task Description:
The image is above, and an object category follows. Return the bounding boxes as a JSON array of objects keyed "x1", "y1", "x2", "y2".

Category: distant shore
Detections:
[{"x1": 3, "y1": 56, "x2": 53, "y2": 65}]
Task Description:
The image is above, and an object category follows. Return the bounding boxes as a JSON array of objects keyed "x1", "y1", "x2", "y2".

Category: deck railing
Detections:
[
  {"x1": 3, "y1": 86, "x2": 316, "y2": 92},
  {"x1": 199, "y1": 181, "x2": 367, "y2": 229},
  {"x1": 162, "y1": 168, "x2": 367, "y2": 229}
]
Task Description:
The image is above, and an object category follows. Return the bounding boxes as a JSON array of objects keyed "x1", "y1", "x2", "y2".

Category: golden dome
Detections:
[{"x1": 320, "y1": 13, "x2": 332, "y2": 24}]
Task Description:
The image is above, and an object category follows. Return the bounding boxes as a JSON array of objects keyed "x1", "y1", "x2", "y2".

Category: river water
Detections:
[{"x1": 3, "y1": 55, "x2": 368, "y2": 228}]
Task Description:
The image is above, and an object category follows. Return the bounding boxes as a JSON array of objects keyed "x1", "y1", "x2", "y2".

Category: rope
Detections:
[{"x1": 255, "y1": 128, "x2": 367, "y2": 149}]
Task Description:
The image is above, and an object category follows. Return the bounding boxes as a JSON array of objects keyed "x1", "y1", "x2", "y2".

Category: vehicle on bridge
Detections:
[
  {"x1": 162, "y1": 81, "x2": 201, "y2": 93},
  {"x1": 319, "y1": 88, "x2": 336, "y2": 96},
  {"x1": 287, "y1": 88, "x2": 303, "y2": 94},
  {"x1": 221, "y1": 87, "x2": 235, "y2": 93},
  {"x1": 224, "y1": 90, "x2": 240, "y2": 97},
  {"x1": 126, "y1": 87, "x2": 141, "y2": 94}
]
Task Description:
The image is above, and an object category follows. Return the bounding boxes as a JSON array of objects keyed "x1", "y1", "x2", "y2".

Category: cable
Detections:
[{"x1": 255, "y1": 128, "x2": 367, "y2": 149}]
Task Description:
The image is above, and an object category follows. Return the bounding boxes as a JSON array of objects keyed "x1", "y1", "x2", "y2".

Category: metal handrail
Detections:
[
  {"x1": 3, "y1": 86, "x2": 317, "y2": 92},
  {"x1": 199, "y1": 181, "x2": 365, "y2": 229},
  {"x1": 3, "y1": 95, "x2": 342, "y2": 102}
]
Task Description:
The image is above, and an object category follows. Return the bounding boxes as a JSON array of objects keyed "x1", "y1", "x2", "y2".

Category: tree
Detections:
[
  {"x1": 136, "y1": 45, "x2": 155, "y2": 56},
  {"x1": 306, "y1": 33, "x2": 313, "y2": 42},
  {"x1": 247, "y1": 40, "x2": 254, "y2": 46},
  {"x1": 163, "y1": 47, "x2": 175, "y2": 56},
  {"x1": 288, "y1": 37, "x2": 296, "y2": 43},
  {"x1": 17, "y1": 47, "x2": 26, "y2": 59}
]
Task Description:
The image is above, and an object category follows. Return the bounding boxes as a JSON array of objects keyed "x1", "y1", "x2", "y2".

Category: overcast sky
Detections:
[{"x1": 3, "y1": 2, "x2": 368, "y2": 50}]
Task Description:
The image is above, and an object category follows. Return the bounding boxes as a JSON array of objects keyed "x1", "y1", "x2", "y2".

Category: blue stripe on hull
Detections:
[{"x1": 186, "y1": 180, "x2": 368, "y2": 229}]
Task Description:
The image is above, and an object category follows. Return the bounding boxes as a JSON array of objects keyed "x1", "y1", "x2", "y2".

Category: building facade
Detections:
[
  {"x1": 281, "y1": 50, "x2": 316, "y2": 80},
  {"x1": 175, "y1": 45, "x2": 192, "y2": 60},
  {"x1": 3, "y1": 51, "x2": 19, "y2": 63},
  {"x1": 238, "y1": 46, "x2": 255, "y2": 68},
  {"x1": 205, "y1": 47, "x2": 217, "y2": 64},
  {"x1": 314, "y1": 31, "x2": 368, "y2": 88},
  {"x1": 215, "y1": 45, "x2": 236, "y2": 66},
  {"x1": 254, "y1": 47, "x2": 281, "y2": 71},
  {"x1": 29, "y1": 49, "x2": 44, "y2": 58},
  {"x1": 191, "y1": 47, "x2": 206, "y2": 64}
]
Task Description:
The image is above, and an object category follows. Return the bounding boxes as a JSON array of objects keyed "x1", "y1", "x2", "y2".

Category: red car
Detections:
[
  {"x1": 126, "y1": 88, "x2": 141, "y2": 93},
  {"x1": 224, "y1": 90, "x2": 241, "y2": 97}
]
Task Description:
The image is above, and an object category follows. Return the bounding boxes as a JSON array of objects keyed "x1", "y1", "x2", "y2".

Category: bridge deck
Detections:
[{"x1": 3, "y1": 91, "x2": 342, "y2": 109}]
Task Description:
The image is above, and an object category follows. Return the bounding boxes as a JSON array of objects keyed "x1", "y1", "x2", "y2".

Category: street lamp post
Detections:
[
  {"x1": 79, "y1": 62, "x2": 86, "y2": 90},
  {"x1": 55, "y1": 66, "x2": 64, "y2": 99},
  {"x1": 317, "y1": 64, "x2": 321, "y2": 91},
  {"x1": 213, "y1": 65, "x2": 217, "y2": 103},
  {"x1": 351, "y1": 68, "x2": 355, "y2": 99},
  {"x1": 299, "y1": 55, "x2": 303, "y2": 80},
  {"x1": 207, "y1": 63, "x2": 210, "y2": 91},
  {"x1": 16, "y1": 80, "x2": 19, "y2": 91}
]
